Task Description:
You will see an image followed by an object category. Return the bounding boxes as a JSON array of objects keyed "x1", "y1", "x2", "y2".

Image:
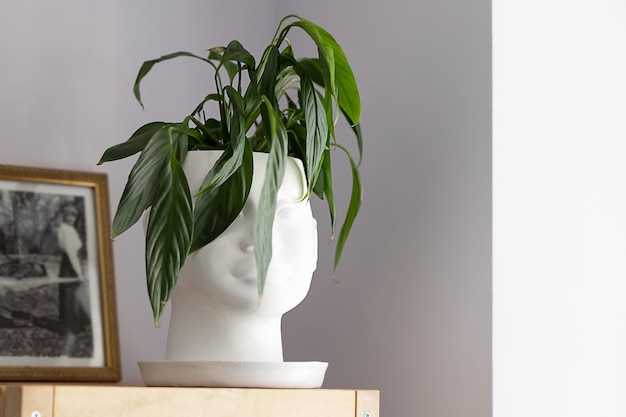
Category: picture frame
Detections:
[{"x1": 0, "y1": 164, "x2": 120, "y2": 382}]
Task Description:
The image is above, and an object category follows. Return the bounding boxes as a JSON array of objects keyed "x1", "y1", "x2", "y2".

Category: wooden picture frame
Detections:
[{"x1": 0, "y1": 164, "x2": 120, "y2": 382}]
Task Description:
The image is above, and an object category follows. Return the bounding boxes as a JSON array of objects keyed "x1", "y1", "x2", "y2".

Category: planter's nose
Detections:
[
  {"x1": 237, "y1": 219, "x2": 283, "y2": 257},
  {"x1": 233, "y1": 199, "x2": 255, "y2": 252},
  {"x1": 238, "y1": 229, "x2": 283, "y2": 255},
  {"x1": 240, "y1": 239, "x2": 254, "y2": 253},
  {"x1": 238, "y1": 220, "x2": 255, "y2": 252}
]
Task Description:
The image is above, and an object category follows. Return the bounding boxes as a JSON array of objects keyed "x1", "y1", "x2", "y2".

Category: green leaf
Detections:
[
  {"x1": 243, "y1": 72, "x2": 261, "y2": 118},
  {"x1": 207, "y1": 48, "x2": 223, "y2": 61},
  {"x1": 300, "y1": 72, "x2": 328, "y2": 196},
  {"x1": 255, "y1": 98, "x2": 288, "y2": 296},
  {"x1": 298, "y1": 58, "x2": 324, "y2": 86},
  {"x1": 300, "y1": 58, "x2": 362, "y2": 165},
  {"x1": 321, "y1": 149, "x2": 336, "y2": 237},
  {"x1": 190, "y1": 93, "x2": 222, "y2": 117},
  {"x1": 352, "y1": 122, "x2": 363, "y2": 166},
  {"x1": 312, "y1": 161, "x2": 324, "y2": 199},
  {"x1": 333, "y1": 146, "x2": 362, "y2": 274},
  {"x1": 284, "y1": 113, "x2": 307, "y2": 161},
  {"x1": 259, "y1": 46, "x2": 280, "y2": 109},
  {"x1": 223, "y1": 62, "x2": 239, "y2": 83},
  {"x1": 189, "y1": 118, "x2": 223, "y2": 147},
  {"x1": 333, "y1": 45, "x2": 361, "y2": 125},
  {"x1": 170, "y1": 123, "x2": 203, "y2": 143},
  {"x1": 342, "y1": 111, "x2": 363, "y2": 166},
  {"x1": 194, "y1": 87, "x2": 247, "y2": 194},
  {"x1": 320, "y1": 77, "x2": 336, "y2": 145},
  {"x1": 288, "y1": 17, "x2": 361, "y2": 124},
  {"x1": 111, "y1": 128, "x2": 173, "y2": 237},
  {"x1": 225, "y1": 86, "x2": 246, "y2": 153},
  {"x1": 195, "y1": 146, "x2": 240, "y2": 194},
  {"x1": 98, "y1": 122, "x2": 167, "y2": 164},
  {"x1": 133, "y1": 51, "x2": 211, "y2": 108},
  {"x1": 190, "y1": 142, "x2": 253, "y2": 253},
  {"x1": 287, "y1": 21, "x2": 336, "y2": 94},
  {"x1": 145, "y1": 130, "x2": 193, "y2": 324},
  {"x1": 222, "y1": 40, "x2": 255, "y2": 68}
]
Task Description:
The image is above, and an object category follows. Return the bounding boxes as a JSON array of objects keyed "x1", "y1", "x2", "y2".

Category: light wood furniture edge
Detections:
[{"x1": 0, "y1": 384, "x2": 379, "y2": 417}]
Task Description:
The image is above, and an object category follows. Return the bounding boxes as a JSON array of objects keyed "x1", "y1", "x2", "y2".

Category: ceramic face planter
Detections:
[
  {"x1": 166, "y1": 151, "x2": 319, "y2": 363},
  {"x1": 138, "y1": 151, "x2": 328, "y2": 388}
]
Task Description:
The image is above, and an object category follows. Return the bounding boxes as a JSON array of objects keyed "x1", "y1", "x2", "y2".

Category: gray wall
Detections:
[
  {"x1": 0, "y1": 0, "x2": 274, "y2": 382},
  {"x1": 276, "y1": 2, "x2": 492, "y2": 417},
  {"x1": 0, "y1": 1, "x2": 491, "y2": 417}
]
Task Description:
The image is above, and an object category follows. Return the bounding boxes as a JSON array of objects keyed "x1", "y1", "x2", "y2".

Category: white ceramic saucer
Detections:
[{"x1": 138, "y1": 361, "x2": 328, "y2": 388}]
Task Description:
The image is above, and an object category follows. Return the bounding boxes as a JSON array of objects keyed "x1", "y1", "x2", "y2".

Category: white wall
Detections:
[
  {"x1": 1, "y1": 2, "x2": 492, "y2": 417},
  {"x1": 494, "y1": 1, "x2": 626, "y2": 416}
]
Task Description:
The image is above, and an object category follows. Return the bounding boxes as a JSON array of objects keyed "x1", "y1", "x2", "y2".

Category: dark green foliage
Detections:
[{"x1": 98, "y1": 15, "x2": 363, "y2": 324}]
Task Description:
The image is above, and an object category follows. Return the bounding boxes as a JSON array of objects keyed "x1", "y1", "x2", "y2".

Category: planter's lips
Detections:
[{"x1": 231, "y1": 259, "x2": 257, "y2": 284}]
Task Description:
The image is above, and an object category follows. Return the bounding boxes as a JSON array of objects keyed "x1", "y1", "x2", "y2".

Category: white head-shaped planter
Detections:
[{"x1": 165, "y1": 151, "x2": 318, "y2": 362}]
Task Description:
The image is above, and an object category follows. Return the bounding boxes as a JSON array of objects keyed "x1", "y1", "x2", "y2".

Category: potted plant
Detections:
[{"x1": 98, "y1": 14, "x2": 362, "y2": 328}]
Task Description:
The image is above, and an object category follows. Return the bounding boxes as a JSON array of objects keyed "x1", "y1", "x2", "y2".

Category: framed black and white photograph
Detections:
[{"x1": 0, "y1": 164, "x2": 120, "y2": 382}]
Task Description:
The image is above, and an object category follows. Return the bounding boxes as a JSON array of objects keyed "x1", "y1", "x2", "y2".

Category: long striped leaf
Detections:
[
  {"x1": 98, "y1": 122, "x2": 167, "y2": 164},
  {"x1": 255, "y1": 99, "x2": 288, "y2": 296},
  {"x1": 342, "y1": 110, "x2": 363, "y2": 166},
  {"x1": 259, "y1": 46, "x2": 280, "y2": 109},
  {"x1": 300, "y1": 72, "x2": 328, "y2": 196},
  {"x1": 111, "y1": 127, "x2": 171, "y2": 237},
  {"x1": 195, "y1": 87, "x2": 247, "y2": 195},
  {"x1": 145, "y1": 130, "x2": 193, "y2": 324},
  {"x1": 289, "y1": 17, "x2": 361, "y2": 124},
  {"x1": 321, "y1": 149, "x2": 337, "y2": 238},
  {"x1": 221, "y1": 40, "x2": 255, "y2": 69},
  {"x1": 134, "y1": 51, "x2": 212, "y2": 108},
  {"x1": 190, "y1": 141, "x2": 253, "y2": 253},
  {"x1": 333, "y1": 146, "x2": 362, "y2": 273}
]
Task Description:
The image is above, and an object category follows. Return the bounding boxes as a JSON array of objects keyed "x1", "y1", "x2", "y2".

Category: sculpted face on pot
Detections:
[{"x1": 176, "y1": 151, "x2": 318, "y2": 317}]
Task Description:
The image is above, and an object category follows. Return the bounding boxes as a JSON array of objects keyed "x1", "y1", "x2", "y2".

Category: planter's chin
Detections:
[{"x1": 162, "y1": 151, "x2": 319, "y2": 364}]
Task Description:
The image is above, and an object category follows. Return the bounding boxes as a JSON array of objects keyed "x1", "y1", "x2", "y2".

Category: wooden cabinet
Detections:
[{"x1": 0, "y1": 385, "x2": 379, "y2": 417}]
